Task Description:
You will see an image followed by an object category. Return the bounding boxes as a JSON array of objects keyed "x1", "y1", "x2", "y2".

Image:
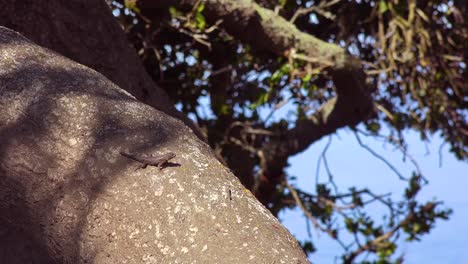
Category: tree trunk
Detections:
[
  {"x1": 0, "y1": 26, "x2": 307, "y2": 263},
  {"x1": 0, "y1": 0, "x2": 204, "y2": 140}
]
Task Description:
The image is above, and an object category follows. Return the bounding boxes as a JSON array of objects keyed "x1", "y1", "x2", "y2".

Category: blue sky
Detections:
[{"x1": 280, "y1": 130, "x2": 468, "y2": 263}]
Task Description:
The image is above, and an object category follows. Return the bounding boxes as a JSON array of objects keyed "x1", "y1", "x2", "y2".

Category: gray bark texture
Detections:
[
  {"x1": 0, "y1": 27, "x2": 308, "y2": 263},
  {"x1": 0, "y1": 0, "x2": 204, "y2": 140}
]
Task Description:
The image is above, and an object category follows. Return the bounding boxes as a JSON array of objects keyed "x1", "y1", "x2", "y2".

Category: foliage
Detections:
[{"x1": 111, "y1": 0, "x2": 465, "y2": 262}]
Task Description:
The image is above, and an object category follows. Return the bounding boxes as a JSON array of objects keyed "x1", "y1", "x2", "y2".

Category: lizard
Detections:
[{"x1": 120, "y1": 151, "x2": 176, "y2": 170}]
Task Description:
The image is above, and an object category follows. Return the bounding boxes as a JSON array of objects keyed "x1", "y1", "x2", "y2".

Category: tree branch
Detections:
[{"x1": 146, "y1": 0, "x2": 375, "y2": 206}]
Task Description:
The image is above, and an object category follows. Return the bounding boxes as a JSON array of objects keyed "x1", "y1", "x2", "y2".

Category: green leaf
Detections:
[
  {"x1": 379, "y1": 0, "x2": 388, "y2": 14},
  {"x1": 125, "y1": 0, "x2": 140, "y2": 13},
  {"x1": 345, "y1": 218, "x2": 358, "y2": 233},
  {"x1": 300, "y1": 241, "x2": 316, "y2": 254},
  {"x1": 280, "y1": 63, "x2": 291, "y2": 74},
  {"x1": 413, "y1": 223, "x2": 421, "y2": 233},
  {"x1": 250, "y1": 91, "x2": 270, "y2": 109},
  {"x1": 368, "y1": 122, "x2": 381, "y2": 133},
  {"x1": 169, "y1": 6, "x2": 182, "y2": 18},
  {"x1": 195, "y1": 12, "x2": 206, "y2": 30},
  {"x1": 269, "y1": 63, "x2": 291, "y2": 85},
  {"x1": 377, "y1": 242, "x2": 396, "y2": 258},
  {"x1": 278, "y1": 0, "x2": 287, "y2": 7},
  {"x1": 325, "y1": 204, "x2": 333, "y2": 216},
  {"x1": 301, "y1": 73, "x2": 312, "y2": 83},
  {"x1": 196, "y1": 3, "x2": 205, "y2": 13},
  {"x1": 219, "y1": 104, "x2": 230, "y2": 115},
  {"x1": 270, "y1": 70, "x2": 284, "y2": 84}
]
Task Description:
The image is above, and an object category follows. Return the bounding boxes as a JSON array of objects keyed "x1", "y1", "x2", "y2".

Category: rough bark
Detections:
[
  {"x1": 0, "y1": 0, "x2": 205, "y2": 140},
  {"x1": 0, "y1": 27, "x2": 308, "y2": 263}
]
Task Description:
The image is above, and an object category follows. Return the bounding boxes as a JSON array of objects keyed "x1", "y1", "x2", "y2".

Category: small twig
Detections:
[
  {"x1": 318, "y1": 197, "x2": 356, "y2": 212},
  {"x1": 374, "y1": 102, "x2": 395, "y2": 122},
  {"x1": 205, "y1": 19, "x2": 223, "y2": 33},
  {"x1": 290, "y1": 51, "x2": 334, "y2": 67},
  {"x1": 243, "y1": 127, "x2": 275, "y2": 136},
  {"x1": 264, "y1": 98, "x2": 290, "y2": 123},
  {"x1": 344, "y1": 215, "x2": 408, "y2": 263},
  {"x1": 356, "y1": 129, "x2": 425, "y2": 181},
  {"x1": 305, "y1": 215, "x2": 313, "y2": 238},
  {"x1": 290, "y1": 0, "x2": 342, "y2": 23},
  {"x1": 228, "y1": 137, "x2": 258, "y2": 155},
  {"x1": 284, "y1": 180, "x2": 337, "y2": 238},
  {"x1": 210, "y1": 65, "x2": 232, "y2": 77},
  {"x1": 321, "y1": 136, "x2": 338, "y2": 193},
  {"x1": 438, "y1": 141, "x2": 446, "y2": 168},
  {"x1": 354, "y1": 132, "x2": 408, "y2": 180}
]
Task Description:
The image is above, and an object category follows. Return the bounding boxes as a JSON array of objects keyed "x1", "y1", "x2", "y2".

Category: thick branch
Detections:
[
  {"x1": 256, "y1": 67, "x2": 373, "y2": 204},
  {"x1": 144, "y1": 1, "x2": 374, "y2": 141},
  {"x1": 145, "y1": 0, "x2": 366, "y2": 76},
  {"x1": 145, "y1": 0, "x2": 374, "y2": 204}
]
